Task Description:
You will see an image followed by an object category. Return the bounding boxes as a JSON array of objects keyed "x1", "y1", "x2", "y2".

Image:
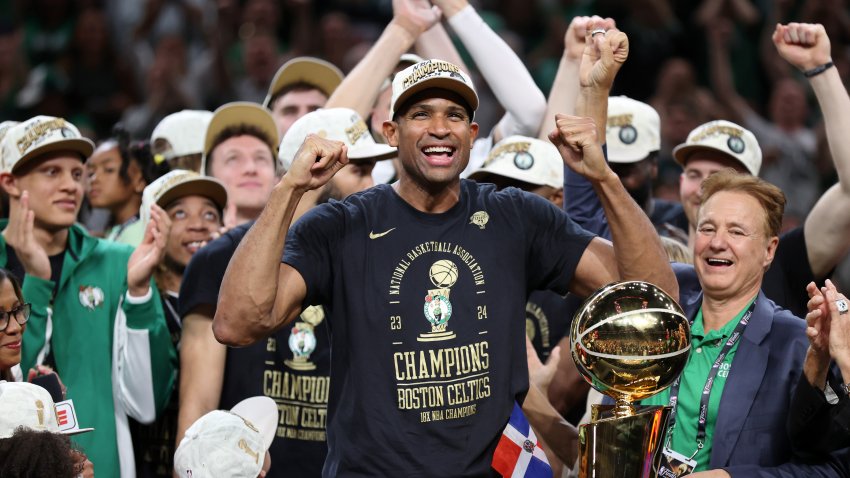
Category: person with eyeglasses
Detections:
[{"x1": 0, "y1": 267, "x2": 28, "y2": 382}]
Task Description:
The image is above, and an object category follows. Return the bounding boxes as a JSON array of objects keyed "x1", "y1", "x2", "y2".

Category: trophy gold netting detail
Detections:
[{"x1": 570, "y1": 281, "x2": 690, "y2": 478}]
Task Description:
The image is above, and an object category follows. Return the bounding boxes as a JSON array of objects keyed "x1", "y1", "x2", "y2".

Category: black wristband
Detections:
[{"x1": 803, "y1": 61, "x2": 835, "y2": 78}]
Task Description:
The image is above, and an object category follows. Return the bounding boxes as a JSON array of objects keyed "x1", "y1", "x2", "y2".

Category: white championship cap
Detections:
[
  {"x1": 468, "y1": 135, "x2": 563, "y2": 189},
  {"x1": 389, "y1": 59, "x2": 479, "y2": 119},
  {"x1": 139, "y1": 169, "x2": 228, "y2": 227},
  {"x1": 151, "y1": 110, "x2": 213, "y2": 161},
  {"x1": 0, "y1": 116, "x2": 94, "y2": 174},
  {"x1": 174, "y1": 396, "x2": 279, "y2": 478},
  {"x1": 672, "y1": 119, "x2": 762, "y2": 176},
  {"x1": 278, "y1": 107, "x2": 396, "y2": 170},
  {"x1": 0, "y1": 381, "x2": 93, "y2": 438},
  {"x1": 606, "y1": 96, "x2": 660, "y2": 163},
  {"x1": 201, "y1": 102, "x2": 280, "y2": 174},
  {"x1": 263, "y1": 57, "x2": 344, "y2": 108}
]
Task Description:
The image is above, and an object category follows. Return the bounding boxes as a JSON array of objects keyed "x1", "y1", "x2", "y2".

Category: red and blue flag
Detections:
[{"x1": 491, "y1": 401, "x2": 552, "y2": 478}]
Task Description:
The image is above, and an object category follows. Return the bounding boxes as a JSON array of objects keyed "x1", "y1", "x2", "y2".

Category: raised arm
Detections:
[
  {"x1": 537, "y1": 16, "x2": 610, "y2": 140},
  {"x1": 434, "y1": 0, "x2": 546, "y2": 143},
  {"x1": 550, "y1": 117, "x2": 678, "y2": 300},
  {"x1": 773, "y1": 23, "x2": 850, "y2": 278},
  {"x1": 324, "y1": 0, "x2": 440, "y2": 117},
  {"x1": 548, "y1": 28, "x2": 677, "y2": 300},
  {"x1": 213, "y1": 136, "x2": 349, "y2": 346}
]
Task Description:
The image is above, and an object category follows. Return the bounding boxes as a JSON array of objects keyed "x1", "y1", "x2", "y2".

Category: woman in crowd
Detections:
[
  {"x1": 85, "y1": 125, "x2": 168, "y2": 245},
  {"x1": 0, "y1": 268, "x2": 28, "y2": 382}
]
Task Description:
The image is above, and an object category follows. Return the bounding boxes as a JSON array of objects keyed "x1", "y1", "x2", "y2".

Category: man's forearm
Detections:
[
  {"x1": 804, "y1": 347, "x2": 831, "y2": 388},
  {"x1": 592, "y1": 173, "x2": 679, "y2": 300},
  {"x1": 576, "y1": 88, "x2": 608, "y2": 143},
  {"x1": 539, "y1": 55, "x2": 579, "y2": 140},
  {"x1": 214, "y1": 182, "x2": 305, "y2": 346},
  {"x1": 810, "y1": 68, "x2": 850, "y2": 187}
]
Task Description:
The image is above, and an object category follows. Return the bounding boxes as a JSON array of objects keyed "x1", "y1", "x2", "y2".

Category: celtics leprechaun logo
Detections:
[
  {"x1": 284, "y1": 305, "x2": 324, "y2": 371},
  {"x1": 419, "y1": 260, "x2": 458, "y2": 342}
]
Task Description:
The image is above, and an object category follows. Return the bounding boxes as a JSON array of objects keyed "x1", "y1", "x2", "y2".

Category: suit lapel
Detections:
[{"x1": 709, "y1": 291, "x2": 772, "y2": 468}]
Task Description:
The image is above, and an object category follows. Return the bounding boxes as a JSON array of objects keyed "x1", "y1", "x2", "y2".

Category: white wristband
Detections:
[{"x1": 125, "y1": 287, "x2": 153, "y2": 304}]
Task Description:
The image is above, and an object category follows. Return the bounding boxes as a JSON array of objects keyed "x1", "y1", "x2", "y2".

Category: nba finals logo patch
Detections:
[
  {"x1": 420, "y1": 260, "x2": 458, "y2": 342},
  {"x1": 78, "y1": 286, "x2": 104, "y2": 310},
  {"x1": 285, "y1": 305, "x2": 324, "y2": 371},
  {"x1": 470, "y1": 211, "x2": 489, "y2": 230}
]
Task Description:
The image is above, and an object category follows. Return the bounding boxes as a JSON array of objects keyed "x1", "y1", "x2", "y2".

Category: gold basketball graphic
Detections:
[{"x1": 429, "y1": 260, "x2": 459, "y2": 288}]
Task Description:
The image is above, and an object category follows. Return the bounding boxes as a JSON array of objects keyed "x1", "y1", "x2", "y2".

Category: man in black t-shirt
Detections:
[
  {"x1": 179, "y1": 107, "x2": 395, "y2": 478},
  {"x1": 214, "y1": 52, "x2": 678, "y2": 477}
]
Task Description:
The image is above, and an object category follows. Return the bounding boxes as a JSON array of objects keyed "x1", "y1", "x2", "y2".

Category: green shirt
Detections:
[{"x1": 641, "y1": 297, "x2": 755, "y2": 471}]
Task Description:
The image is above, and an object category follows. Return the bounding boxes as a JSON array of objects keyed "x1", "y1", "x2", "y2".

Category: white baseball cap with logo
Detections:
[
  {"x1": 140, "y1": 169, "x2": 228, "y2": 228},
  {"x1": 0, "y1": 381, "x2": 93, "y2": 438},
  {"x1": 151, "y1": 110, "x2": 213, "y2": 160},
  {"x1": 606, "y1": 96, "x2": 660, "y2": 164},
  {"x1": 278, "y1": 107, "x2": 397, "y2": 170},
  {"x1": 468, "y1": 135, "x2": 563, "y2": 189},
  {"x1": 672, "y1": 119, "x2": 762, "y2": 176},
  {"x1": 389, "y1": 59, "x2": 479, "y2": 119},
  {"x1": 0, "y1": 116, "x2": 94, "y2": 174},
  {"x1": 174, "y1": 396, "x2": 279, "y2": 478}
]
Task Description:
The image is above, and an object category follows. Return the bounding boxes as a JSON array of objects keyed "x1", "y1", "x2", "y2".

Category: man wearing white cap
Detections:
[
  {"x1": 214, "y1": 53, "x2": 676, "y2": 476},
  {"x1": 0, "y1": 116, "x2": 176, "y2": 478},
  {"x1": 150, "y1": 110, "x2": 213, "y2": 173},
  {"x1": 263, "y1": 57, "x2": 344, "y2": 137},
  {"x1": 178, "y1": 107, "x2": 395, "y2": 478},
  {"x1": 174, "y1": 396, "x2": 279, "y2": 478}
]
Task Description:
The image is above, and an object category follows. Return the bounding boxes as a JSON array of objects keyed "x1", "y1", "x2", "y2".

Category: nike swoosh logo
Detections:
[{"x1": 369, "y1": 228, "x2": 396, "y2": 239}]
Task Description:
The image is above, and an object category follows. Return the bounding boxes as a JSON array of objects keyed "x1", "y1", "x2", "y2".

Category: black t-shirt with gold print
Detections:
[
  {"x1": 179, "y1": 222, "x2": 329, "y2": 478},
  {"x1": 284, "y1": 181, "x2": 594, "y2": 477}
]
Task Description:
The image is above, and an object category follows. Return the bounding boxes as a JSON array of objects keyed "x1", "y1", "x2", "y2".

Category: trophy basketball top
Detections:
[{"x1": 570, "y1": 281, "x2": 690, "y2": 410}]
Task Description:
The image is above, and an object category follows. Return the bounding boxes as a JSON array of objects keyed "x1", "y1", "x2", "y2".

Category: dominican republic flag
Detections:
[{"x1": 491, "y1": 401, "x2": 552, "y2": 478}]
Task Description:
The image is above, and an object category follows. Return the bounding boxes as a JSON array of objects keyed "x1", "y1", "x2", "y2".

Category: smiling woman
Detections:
[{"x1": 0, "y1": 268, "x2": 28, "y2": 382}]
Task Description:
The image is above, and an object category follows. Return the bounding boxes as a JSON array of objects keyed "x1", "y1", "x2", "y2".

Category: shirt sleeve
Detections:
[
  {"x1": 283, "y1": 203, "x2": 344, "y2": 308},
  {"x1": 518, "y1": 189, "x2": 596, "y2": 295}
]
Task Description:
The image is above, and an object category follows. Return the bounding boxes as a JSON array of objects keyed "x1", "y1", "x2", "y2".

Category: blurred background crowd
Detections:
[{"x1": 2, "y1": 0, "x2": 849, "y2": 228}]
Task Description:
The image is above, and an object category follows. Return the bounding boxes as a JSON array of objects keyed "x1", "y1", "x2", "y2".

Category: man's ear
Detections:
[
  {"x1": 469, "y1": 122, "x2": 479, "y2": 145},
  {"x1": 383, "y1": 120, "x2": 400, "y2": 147},
  {"x1": 0, "y1": 173, "x2": 20, "y2": 198}
]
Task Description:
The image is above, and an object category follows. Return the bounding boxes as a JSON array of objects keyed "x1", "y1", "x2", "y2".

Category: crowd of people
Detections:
[{"x1": 0, "y1": 0, "x2": 848, "y2": 477}]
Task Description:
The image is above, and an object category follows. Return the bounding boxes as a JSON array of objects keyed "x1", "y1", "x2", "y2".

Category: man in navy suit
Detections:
[{"x1": 641, "y1": 169, "x2": 847, "y2": 477}]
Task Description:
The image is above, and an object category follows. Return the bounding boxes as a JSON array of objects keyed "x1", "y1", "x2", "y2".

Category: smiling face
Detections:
[
  {"x1": 0, "y1": 278, "x2": 25, "y2": 372},
  {"x1": 694, "y1": 190, "x2": 778, "y2": 302},
  {"x1": 164, "y1": 195, "x2": 222, "y2": 268},
  {"x1": 6, "y1": 153, "x2": 85, "y2": 232},
  {"x1": 208, "y1": 135, "x2": 276, "y2": 221},
  {"x1": 383, "y1": 89, "x2": 478, "y2": 191}
]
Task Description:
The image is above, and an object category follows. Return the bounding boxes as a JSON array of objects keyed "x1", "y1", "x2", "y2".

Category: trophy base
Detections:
[
  {"x1": 417, "y1": 331, "x2": 456, "y2": 342},
  {"x1": 284, "y1": 359, "x2": 316, "y2": 371},
  {"x1": 577, "y1": 405, "x2": 670, "y2": 478}
]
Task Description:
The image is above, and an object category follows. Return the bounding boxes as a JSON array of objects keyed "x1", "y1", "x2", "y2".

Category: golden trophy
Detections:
[{"x1": 570, "y1": 281, "x2": 690, "y2": 478}]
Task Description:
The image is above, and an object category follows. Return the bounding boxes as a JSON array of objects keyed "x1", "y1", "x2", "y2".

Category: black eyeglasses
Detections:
[{"x1": 0, "y1": 304, "x2": 31, "y2": 331}]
